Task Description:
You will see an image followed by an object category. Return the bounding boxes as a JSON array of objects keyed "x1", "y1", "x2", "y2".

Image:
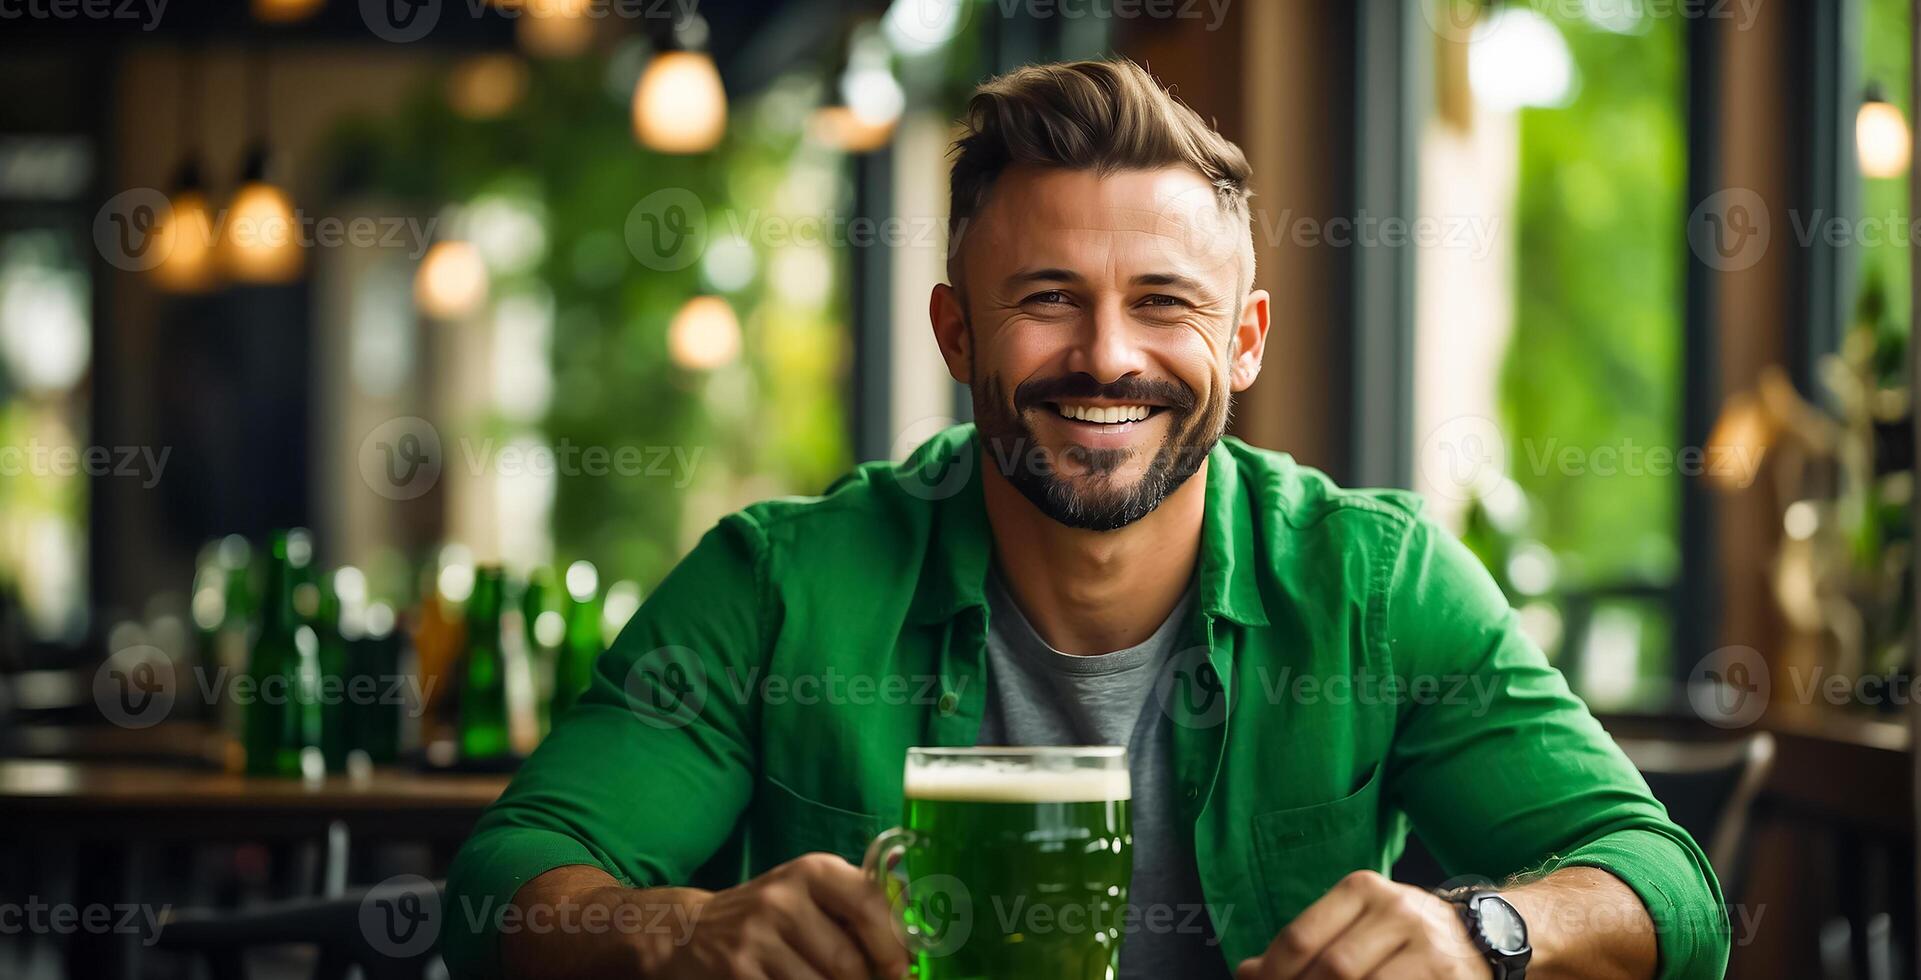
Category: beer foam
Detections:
[{"x1": 905, "y1": 764, "x2": 1131, "y2": 803}]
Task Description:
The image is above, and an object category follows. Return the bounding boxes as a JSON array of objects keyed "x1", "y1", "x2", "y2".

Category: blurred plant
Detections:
[
  {"x1": 1735, "y1": 267, "x2": 1912, "y2": 698},
  {"x1": 322, "y1": 50, "x2": 854, "y2": 589}
]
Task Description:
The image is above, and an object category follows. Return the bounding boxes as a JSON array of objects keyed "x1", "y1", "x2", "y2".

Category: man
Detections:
[{"x1": 445, "y1": 59, "x2": 1729, "y2": 979}]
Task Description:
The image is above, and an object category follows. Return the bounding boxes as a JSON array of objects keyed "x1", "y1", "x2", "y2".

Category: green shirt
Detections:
[{"x1": 444, "y1": 425, "x2": 1729, "y2": 979}]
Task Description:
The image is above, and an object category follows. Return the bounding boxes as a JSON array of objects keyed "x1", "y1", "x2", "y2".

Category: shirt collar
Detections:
[{"x1": 906, "y1": 425, "x2": 1269, "y2": 629}]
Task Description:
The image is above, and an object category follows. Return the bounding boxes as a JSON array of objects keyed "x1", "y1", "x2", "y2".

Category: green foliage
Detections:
[
  {"x1": 325, "y1": 53, "x2": 851, "y2": 590},
  {"x1": 1861, "y1": 0, "x2": 1912, "y2": 343},
  {"x1": 1501, "y1": 12, "x2": 1684, "y2": 589}
]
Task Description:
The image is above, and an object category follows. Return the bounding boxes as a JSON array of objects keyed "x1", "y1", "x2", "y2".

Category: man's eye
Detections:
[
  {"x1": 1026, "y1": 290, "x2": 1072, "y2": 306},
  {"x1": 1141, "y1": 294, "x2": 1185, "y2": 308}
]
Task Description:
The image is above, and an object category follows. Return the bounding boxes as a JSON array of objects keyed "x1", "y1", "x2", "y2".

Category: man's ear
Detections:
[
  {"x1": 930, "y1": 282, "x2": 972, "y2": 384},
  {"x1": 1228, "y1": 288, "x2": 1270, "y2": 392}
]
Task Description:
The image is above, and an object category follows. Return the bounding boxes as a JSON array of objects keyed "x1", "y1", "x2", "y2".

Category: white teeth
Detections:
[{"x1": 1056, "y1": 404, "x2": 1153, "y2": 423}]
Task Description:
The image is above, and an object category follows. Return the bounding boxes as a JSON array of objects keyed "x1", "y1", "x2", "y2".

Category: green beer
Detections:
[{"x1": 864, "y1": 747, "x2": 1132, "y2": 980}]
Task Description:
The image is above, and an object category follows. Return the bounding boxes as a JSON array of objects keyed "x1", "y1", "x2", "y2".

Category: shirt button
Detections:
[
  {"x1": 937, "y1": 691, "x2": 959, "y2": 716},
  {"x1": 1184, "y1": 785, "x2": 1199, "y2": 801}
]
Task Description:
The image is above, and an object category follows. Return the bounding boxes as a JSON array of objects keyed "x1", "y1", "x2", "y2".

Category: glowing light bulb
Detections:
[
  {"x1": 447, "y1": 54, "x2": 529, "y2": 119},
  {"x1": 150, "y1": 190, "x2": 219, "y2": 293},
  {"x1": 252, "y1": 0, "x2": 323, "y2": 21},
  {"x1": 633, "y1": 51, "x2": 727, "y2": 154},
  {"x1": 221, "y1": 182, "x2": 304, "y2": 283},
  {"x1": 1858, "y1": 98, "x2": 1911, "y2": 179},
  {"x1": 517, "y1": 0, "x2": 594, "y2": 58},
  {"x1": 668, "y1": 295, "x2": 741, "y2": 370},
  {"x1": 415, "y1": 240, "x2": 490, "y2": 320},
  {"x1": 807, "y1": 105, "x2": 897, "y2": 153}
]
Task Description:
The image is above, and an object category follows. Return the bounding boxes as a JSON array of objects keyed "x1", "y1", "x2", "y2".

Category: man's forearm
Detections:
[
  {"x1": 500, "y1": 865, "x2": 711, "y2": 979},
  {"x1": 1504, "y1": 866, "x2": 1659, "y2": 980}
]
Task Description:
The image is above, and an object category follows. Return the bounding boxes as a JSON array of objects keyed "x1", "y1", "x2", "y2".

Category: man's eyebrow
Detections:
[
  {"x1": 1003, "y1": 269, "x2": 1213, "y2": 293},
  {"x1": 1131, "y1": 272, "x2": 1211, "y2": 293},
  {"x1": 1004, "y1": 267, "x2": 1085, "y2": 287}
]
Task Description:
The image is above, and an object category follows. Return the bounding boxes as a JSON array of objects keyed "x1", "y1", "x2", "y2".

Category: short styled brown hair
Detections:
[{"x1": 946, "y1": 58, "x2": 1255, "y2": 297}]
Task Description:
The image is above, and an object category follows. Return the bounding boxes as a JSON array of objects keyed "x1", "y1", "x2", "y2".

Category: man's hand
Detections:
[
  {"x1": 1235, "y1": 870, "x2": 1488, "y2": 980},
  {"x1": 648, "y1": 853, "x2": 910, "y2": 980},
  {"x1": 503, "y1": 854, "x2": 910, "y2": 980}
]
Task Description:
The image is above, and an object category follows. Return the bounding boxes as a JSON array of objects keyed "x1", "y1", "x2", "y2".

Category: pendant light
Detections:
[
  {"x1": 1858, "y1": 83, "x2": 1911, "y2": 180},
  {"x1": 632, "y1": 9, "x2": 726, "y2": 154},
  {"x1": 222, "y1": 49, "x2": 304, "y2": 284},
  {"x1": 152, "y1": 49, "x2": 218, "y2": 294}
]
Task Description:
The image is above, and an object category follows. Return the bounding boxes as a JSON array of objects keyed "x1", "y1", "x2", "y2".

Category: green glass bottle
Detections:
[
  {"x1": 519, "y1": 567, "x2": 560, "y2": 737},
  {"x1": 245, "y1": 532, "x2": 322, "y2": 777},
  {"x1": 313, "y1": 571, "x2": 352, "y2": 774},
  {"x1": 551, "y1": 560, "x2": 605, "y2": 719},
  {"x1": 459, "y1": 565, "x2": 512, "y2": 760},
  {"x1": 211, "y1": 536, "x2": 255, "y2": 741},
  {"x1": 350, "y1": 601, "x2": 403, "y2": 764}
]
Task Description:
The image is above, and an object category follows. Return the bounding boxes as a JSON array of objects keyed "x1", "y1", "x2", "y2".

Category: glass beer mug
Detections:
[{"x1": 862, "y1": 746, "x2": 1133, "y2": 979}]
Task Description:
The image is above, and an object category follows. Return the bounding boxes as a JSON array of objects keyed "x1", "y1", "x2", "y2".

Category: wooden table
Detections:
[
  {"x1": 0, "y1": 759, "x2": 510, "y2": 842},
  {"x1": 0, "y1": 757, "x2": 509, "y2": 980}
]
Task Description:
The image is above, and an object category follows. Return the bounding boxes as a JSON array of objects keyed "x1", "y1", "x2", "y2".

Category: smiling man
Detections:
[{"x1": 445, "y1": 59, "x2": 1730, "y2": 980}]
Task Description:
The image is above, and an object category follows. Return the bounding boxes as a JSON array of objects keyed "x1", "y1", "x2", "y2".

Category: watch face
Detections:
[{"x1": 1477, "y1": 896, "x2": 1527, "y2": 954}]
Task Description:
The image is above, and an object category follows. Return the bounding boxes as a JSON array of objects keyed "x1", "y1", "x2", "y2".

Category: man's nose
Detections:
[{"x1": 1063, "y1": 301, "x2": 1148, "y2": 384}]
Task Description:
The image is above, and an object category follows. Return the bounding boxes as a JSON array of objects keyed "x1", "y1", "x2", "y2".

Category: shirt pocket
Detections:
[
  {"x1": 1249, "y1": 762, "x2": 1384, "y2": 934},
  {"x1": 750, "y1": 774, "x2": 887, "y2": 872}
]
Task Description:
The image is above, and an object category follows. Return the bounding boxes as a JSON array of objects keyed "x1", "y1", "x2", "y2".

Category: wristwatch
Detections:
[{"x1": 1442, "y1": 889, "x2": 1531, "y2": 980}]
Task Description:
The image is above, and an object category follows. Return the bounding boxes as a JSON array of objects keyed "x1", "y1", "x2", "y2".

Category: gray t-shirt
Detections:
[{"x1": 978, "y1": 571, "x2": 1231, "y2": 980}]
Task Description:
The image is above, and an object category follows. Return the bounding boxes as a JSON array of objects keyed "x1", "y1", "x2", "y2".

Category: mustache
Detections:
[{"x1": 1013, "y1": 375, "x2": 1198, "y2": 413}]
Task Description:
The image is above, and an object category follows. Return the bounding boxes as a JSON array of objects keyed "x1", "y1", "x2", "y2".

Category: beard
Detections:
[{"x1": 971, "y1": 367, "x2": 1230, "y2": 532}]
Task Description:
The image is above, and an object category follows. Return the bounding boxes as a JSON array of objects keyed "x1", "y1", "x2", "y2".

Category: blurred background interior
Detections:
[{"x1": 0, "y1": 0, "x2": 1916, "y2": 977}]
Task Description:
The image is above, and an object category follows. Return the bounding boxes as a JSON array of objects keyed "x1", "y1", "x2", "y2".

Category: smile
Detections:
[{"x1": 1050, "y1": 403, "x2": 1165, "y2": 425}]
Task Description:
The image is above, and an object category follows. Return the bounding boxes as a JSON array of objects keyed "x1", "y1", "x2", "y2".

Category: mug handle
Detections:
[{"x1": 861, "y1": 826, "x2": 934, "y2": 953}]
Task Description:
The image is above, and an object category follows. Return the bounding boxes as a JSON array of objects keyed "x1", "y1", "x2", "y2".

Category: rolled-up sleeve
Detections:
[
  {"x1": 1379, "y1": 512, "x2": 1730, "y2": 980},
  {"x1": 442, "y1": 513, "x2": 770, "y2": 978}
]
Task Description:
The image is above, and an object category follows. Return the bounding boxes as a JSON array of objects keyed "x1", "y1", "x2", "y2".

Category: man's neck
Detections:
[{"x1": 981, "y1": 455, "x2": 1207, "y2": 656}]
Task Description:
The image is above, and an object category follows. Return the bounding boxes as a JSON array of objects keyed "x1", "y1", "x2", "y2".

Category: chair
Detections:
[
  {"x1": 1613, "y1": 731, "x2": 1776, "y2": 901},
  {"x1": 155, "y1": 877, "x2": 444, "y2": 980},
  {"x1": 1390, "y1": 730, "x2": 1777, "y2": 902}
]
